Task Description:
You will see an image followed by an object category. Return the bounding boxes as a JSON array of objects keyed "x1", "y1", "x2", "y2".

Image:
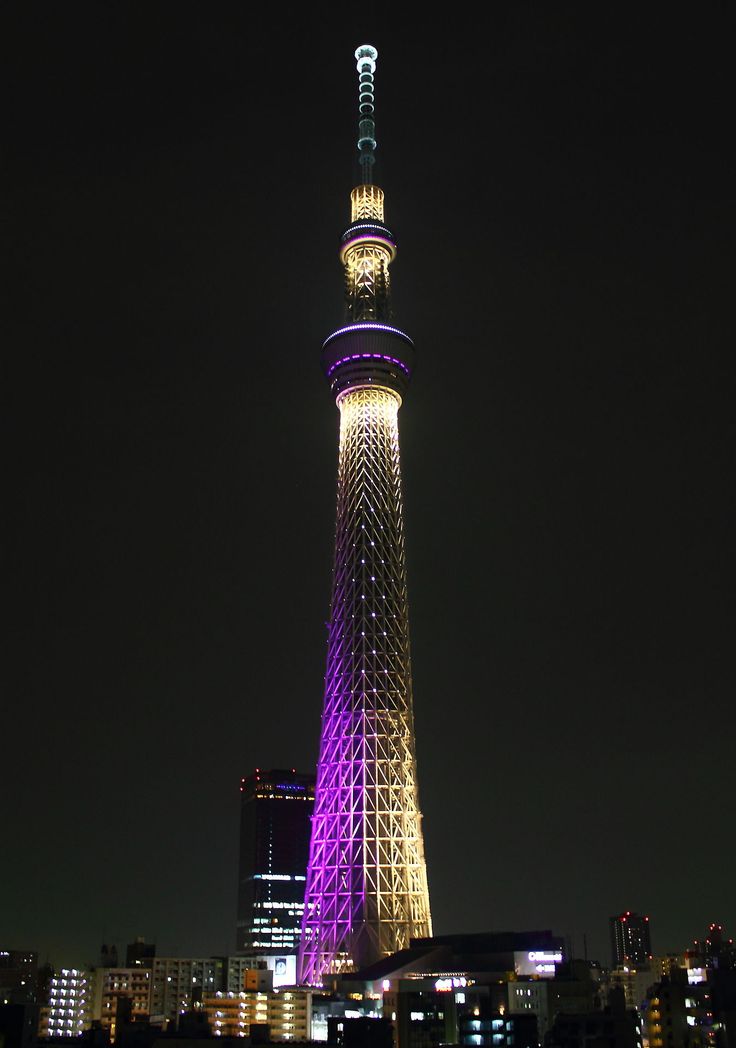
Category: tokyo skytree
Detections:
[{"x1": 298, "y1": 44, "x2": 432, "y2": 987}]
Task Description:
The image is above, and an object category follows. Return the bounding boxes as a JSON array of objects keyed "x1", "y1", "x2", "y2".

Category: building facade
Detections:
[
  {"x1": 644, "y1": 974, "x2": 718, "y2": 1048},
  {"x1": 92, "y1": 966, "x2": 152, "y2": 1041},
  {"x1": 0, "y1": 951, "x2": 38, "y2": 1006},
  {"x1": 1, "y1": 949, "x2": 40, "y2": 1048},
  {"x1": 39, "y1": 968, "x2": 93, "y2": 1039},
  {"x1": 610, "y1": 912, "x2": 653, "y2": 968},
  {"x1": 125, "y1": 939, "x2": 156, "y2": 969},
  {"x1": 236, "y1": 769, "x2": 315, "y2": 958},
  {"x1": 545, "y1": 987, "x2": 643, "y2": 1048},
  {"x1": 607, "y1": 965, "x2": 659, "y2": 1015},
  {"x1": 298, "y1": 42, "x2": 432, "y2": 987},
  {"x1": 149, "y1": 956, "x2": 225, "y2": 1024},
  {"x1": 204, "y1": 988, "x2": 312, "y2": 1041}
]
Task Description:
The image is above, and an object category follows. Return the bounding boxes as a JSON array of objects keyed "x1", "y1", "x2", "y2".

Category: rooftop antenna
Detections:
[{"x1": 355, "y1": 44, "x2": 378, "y2": 184}]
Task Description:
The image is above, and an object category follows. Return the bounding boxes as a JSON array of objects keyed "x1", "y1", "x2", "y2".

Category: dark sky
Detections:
[{"x1": 4, "y1": 3, "x2": 734, "y2": 970}]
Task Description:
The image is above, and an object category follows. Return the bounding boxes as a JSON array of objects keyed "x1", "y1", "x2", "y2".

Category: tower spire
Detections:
[
  {"x1": 336, "y1": 44, "x2": 397, "y2": 328},
  {"x1": 355, "y1": 44, "x2": 378, "y2": 184}
]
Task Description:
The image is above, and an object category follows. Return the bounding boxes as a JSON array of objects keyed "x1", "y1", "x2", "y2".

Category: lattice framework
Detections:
[
  {"x1": 298, "y1": 387, "x2": 432, "y2": 985},
  {"x1": 351, "y1": 185, "x2": 385, "y2": 222},
  {"x1": 344, "y1": 243, "x2": 392, "y2": 322}
]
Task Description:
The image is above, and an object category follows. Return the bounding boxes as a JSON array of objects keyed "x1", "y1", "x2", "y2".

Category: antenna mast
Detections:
[{"x1": 355, "y1": 44, "x2": 378, "y2": 184}]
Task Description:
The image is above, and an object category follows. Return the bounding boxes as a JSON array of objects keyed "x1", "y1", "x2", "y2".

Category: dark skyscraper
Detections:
[
  {"x1": 125, "y1": 937, "x2": 155, "y2": 968},
  {"x1": 236, "y1": 768, "x2": 315, "y2": 956},
  {"x1": 610, "y1": 911, "x2": 652, "y2": 967}
]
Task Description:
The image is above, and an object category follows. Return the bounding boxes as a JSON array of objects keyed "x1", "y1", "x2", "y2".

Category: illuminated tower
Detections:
[{"x1": 298, "y1": 44, "x2": 432, "y2": 987}]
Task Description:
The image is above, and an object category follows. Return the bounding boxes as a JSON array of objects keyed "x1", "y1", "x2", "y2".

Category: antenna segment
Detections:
[{"x1": 355, "y1": 44, "x2": 378, "y2": 184}]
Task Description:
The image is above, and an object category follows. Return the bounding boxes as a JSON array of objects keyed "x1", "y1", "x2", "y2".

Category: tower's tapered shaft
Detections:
[{"x1": 298, "y1": 45, "x2": 432, "y2": 987}]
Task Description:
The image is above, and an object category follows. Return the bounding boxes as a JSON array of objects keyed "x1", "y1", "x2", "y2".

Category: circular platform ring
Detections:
[{"x1": 321, "y1": 323, "x2": 416, "y2": 399}]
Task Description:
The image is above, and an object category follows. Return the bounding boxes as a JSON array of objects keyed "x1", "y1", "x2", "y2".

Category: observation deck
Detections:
[
  {"x1": 339, "y1": 221, "x2": 397, "y2": 264},
  {"x1": 321, "y1": 322, "x2": 415, "y2": 400}
]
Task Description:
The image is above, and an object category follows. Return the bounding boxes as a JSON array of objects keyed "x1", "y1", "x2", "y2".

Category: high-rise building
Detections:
[
  {"x1": 236, "y1": 769, "x2": 315, "y2": 957},
  {"x1": 126, "y1": 938, "x2": 155, "y2": 968},
  {"x1": 691, "y1": 923, "x2": 735, "y2": 970},
  {"x1": 610, "y1": 912, "x2": 652, "y2": 968},
  {"x1": 298, "y1": 43, "x2": 432, "y2": 986}
]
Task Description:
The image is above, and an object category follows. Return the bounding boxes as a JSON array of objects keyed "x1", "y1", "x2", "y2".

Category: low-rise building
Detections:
[
  {"x1": 93, "y1": 967, "x2": 152, "y2": 1042},
  {"x1": 40, "y1": 968, "x2": 94, "y2": 1039},
  {"x1": 149, "y1": 957, "x2": 225, "y2": 1025},
  {"x1": 203, "y1": 988, "x2": 312, "y2": 1041},
  {"x1": 607, "y1": 967, "x2": 658, "y2": 1015},
  {"x1": 545, "y1": 987, "x2": 642, "y2": 1048},
  {"x1": 644, "y1": 975, "x2": 720, "y2": 1048}
]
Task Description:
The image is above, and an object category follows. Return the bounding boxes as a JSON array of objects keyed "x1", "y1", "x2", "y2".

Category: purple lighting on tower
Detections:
[
  {"x1": 325, "y1": 353, "x2": 410, "y2": 378},
  {"x1": 298, "y1": 43, "x2": 432, "y2": 987}
]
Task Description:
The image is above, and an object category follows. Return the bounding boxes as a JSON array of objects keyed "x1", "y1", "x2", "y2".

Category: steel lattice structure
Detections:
[{"x1": 298, "y1": 45, "x2": 432, "y2": 987}]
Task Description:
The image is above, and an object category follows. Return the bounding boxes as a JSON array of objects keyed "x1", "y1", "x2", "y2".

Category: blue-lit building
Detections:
[{"x1": 235, "y1": 768, "x2": 315, "y2": 961}]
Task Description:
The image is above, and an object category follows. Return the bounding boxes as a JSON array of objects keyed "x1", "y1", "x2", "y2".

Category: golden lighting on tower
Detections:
[{"x1": 351, "y1": 185, "x2": 385, "y2": 222}]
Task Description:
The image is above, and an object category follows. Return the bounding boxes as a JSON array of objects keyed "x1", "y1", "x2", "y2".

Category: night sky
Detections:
[{"x1": 4, "y1": 4, "x2": 734, "y2": 970}]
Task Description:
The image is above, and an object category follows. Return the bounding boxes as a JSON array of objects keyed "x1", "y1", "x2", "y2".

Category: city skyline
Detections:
[{"x1": 5, "y1": 6, "x2": 733, "y2": 970}]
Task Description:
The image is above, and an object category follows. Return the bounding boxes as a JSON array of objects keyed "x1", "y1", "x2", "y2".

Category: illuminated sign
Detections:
[
  {"x1": 268, "y1": 955, "x2": 297, "y2": 988},
  {"x1": 515, "y1": 949, "x2": 564, "y2": 979},
  {"x1": 435, "y1": 977, "x2": 467, "y2": 992},
  {"x1": 252, "y1": 874, "x2": 306, "y2": 881}
]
